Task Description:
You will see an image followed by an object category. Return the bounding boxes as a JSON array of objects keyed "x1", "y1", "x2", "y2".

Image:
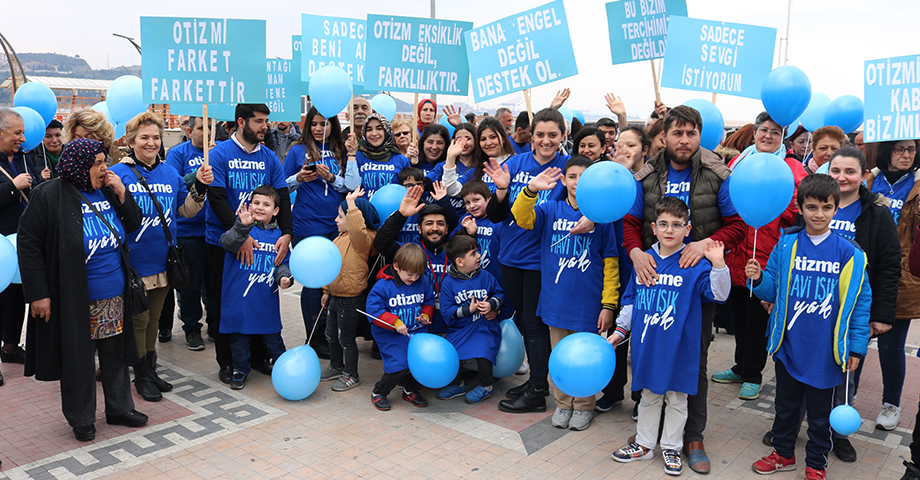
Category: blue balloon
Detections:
[
  {"x1": 14, "y1": 82, "x2": 57, "y2": 127},
  {"x1": 0, "y1": 235, "x2": 15, "y2": 291},
  {"x1": 12, "y1": 106, "x2": 45, "y2": 152},
  {"x1": 824, "y1": 95, "x2": 864, "y2": 134},
  {"x1": 272, "y1": 345, "x2": 322, "y2": 401},
  {"x1": 408, "y1": 333, "x2": 460, "y2": 389},
  {"x1": 309, "y1": 66, "x2": 353, "y2": 119},
  {"x1": 289, "y1": 189, "x2": 297, "y2": 205},
  {"x1": 682, "y1": 99, "x2": 724, "y2": 151},
  {"x1": 760, "y1": 65, "x2": 812, "y2": 127},
  {"x1": 290, "y1": 236, "x2": 342, "y2": 288},
  {"x1": 438, "y1": 114, "x2": 455, "y2": 137},
  {"x1": 370, "y1": 184, "x2": 407, "y2": 221},
  {"x1": 548, "y1": 332, "x2": 616, "y2": 398},
  {"x1": 92, "y1": 101, "x2": 114, "y2": 125},
  {"x1": 557, "y1": 106, "x2": 573, "y2": 125},
  {"x1": 576, "y1": 161, "x2": 637, "y2": 223},
  {"x1": 572, "y1": 109, "x2": 585, "y2": 125},
  {"x1": 493, "y1": 319, "x2": 525, "y2": 378},
  {"x1": 114, "y1": 122, "x2": 126, "y2": 140},
  {"x1": 729, "y1": 153, "x2": 795, "y2": 229},
  {"x1": 107, "y1": 75, "x2": 149, "y2": 124},
  {"x1": 785, "y1": 118, "x2": 801, "y2": 139},
  {"x1": 829, "y1": 404, "x2": 861, "y2": 436},
  {"x1": 800, "y1": 92, "x2": 831, "y2": 132},
  {"x1": 370, "y1": 94, "x2": 397, "y2": 121},
  {"x1": 5, "y1": 234, "x2": 19, "y2": 284}
]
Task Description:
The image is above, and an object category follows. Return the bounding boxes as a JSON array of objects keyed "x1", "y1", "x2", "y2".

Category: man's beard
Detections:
[{"x1": 242, "y1": 123, "x2": 263, "y2": 144}]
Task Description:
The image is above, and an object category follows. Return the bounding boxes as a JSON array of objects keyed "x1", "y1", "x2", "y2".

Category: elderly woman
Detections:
[
  {"x1": 20, "y1": 138, "x2": 147, "y2": 441},
  {"x1": 109, "y1": 112, "x2": 211, "y2": 402},
  {"x1": 63, "y1": 109, "x2": 118, "y2": 160},
  {"x1": 390, "y1": 117, "x2": 415, "y2": 157},
  {"x1": 804, "y1": 126, "x2": 847, "y2": 174}
]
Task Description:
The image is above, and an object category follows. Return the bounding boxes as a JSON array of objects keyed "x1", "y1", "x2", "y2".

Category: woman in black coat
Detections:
[{"x1": 18, "y1": 138, "x2": 149, "y2": 441}]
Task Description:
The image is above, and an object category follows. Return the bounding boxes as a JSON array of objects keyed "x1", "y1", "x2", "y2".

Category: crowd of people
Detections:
[{"x1": 0, "y1": 89, "x2": 919, "y2": 479}]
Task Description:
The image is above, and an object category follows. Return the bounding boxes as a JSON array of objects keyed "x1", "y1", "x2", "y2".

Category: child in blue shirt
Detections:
[
  {"x1": 609, "y1": 197, "x2": 730, "y2": 476},
  {"x1": 747, "y1": 174, "x2": 871, "y2": 479},
  {"x1": 437, "y1": 235, "x2": 506, "y2": 404},
  {"x1": 510, "y1": 155, "x2": 621, "y2": 432},
  {"x1": 365, "y1": 244, "x2": 436, "y2": 411},
  {"x1": 219, "y1": 186, "x2": 293, "y2": 390}
]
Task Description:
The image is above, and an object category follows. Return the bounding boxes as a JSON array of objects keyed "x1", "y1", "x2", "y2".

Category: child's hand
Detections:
[
  {"x1": 608, "y1": 332, "x2": 624, "y2": 348},
  {"x1": 761, "y1": 301, "x2": 774, "y2": 314},
  {"x1": 484, "y1": 310, "x2": 497, "y2": 321},
  {"x1": 416, "y1": 314, "x2": 431, "y2": 325},
  {"x1": 280, "y1": 277, "x2": 292, "y2": 289},
  {"x1": 238, "y1": 202, "x2": 255, "y2": 225},
  {"x1": 847, "y1": 355, "x2": 861, "y2": 372},
  {"x1": 477, "y1": 297, "x2": 493, "y2": 315},
  {"x1": 346, "y1": 186, "x2": 364, "y2": 209},
  {"x1": 468, "y1": 297, "x2": 480, "y2": 314},
  {"x1": 345, "y1": 133, "x2": 358, "y2": 155},
  {"x1": 321, "y1": 293, "x2": 329, "y2": 307},
  {"x1": 397, "y1": 324, "x2": 408, "y2": 335},
  {"x1": 398, "y1": 185, "x2": 425, "y2": 217},
  {"x1": 462, "y1": 215, "x2": 477, "y2": 235},
  {"x1": 597, "y1": 309, "x2": 614, "y2": 333},
  {"x1": 745, "y1": 258, "x2": 762, "y2": 281},
  {"x1": 482, "y1": 158, "x2": 511, "y2": 190},
  {"x1": 432, "y1": 180, "x2": 447, "y2": 201},
  {"x1": 704, "y1": 240, "x2": 726, "y2": 268},
  {"x1": 527, "y1": 167, "x2": 563, "y2": 192}
]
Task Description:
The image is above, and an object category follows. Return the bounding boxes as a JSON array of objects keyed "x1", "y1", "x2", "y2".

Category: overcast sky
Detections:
[{"x1": 3, "y1": 0, "x2": 917, "y2": 122}]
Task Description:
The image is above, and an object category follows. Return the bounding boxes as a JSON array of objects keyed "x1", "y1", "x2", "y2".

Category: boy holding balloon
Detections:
[
  {"x1": 609, "y1": 197, "x2": 729, "y2": 476},
  {"x1": 746, "y1": 175, "x2": 870, "y2": 479}
]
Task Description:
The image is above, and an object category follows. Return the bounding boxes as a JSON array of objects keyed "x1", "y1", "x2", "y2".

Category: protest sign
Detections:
[
  {"x1": 660, "y1": 17, "x2": 775, "y2": 100},
  {"x1": 141, "y1": 17, "x2": 266, "y2": 104},
  {"x1": 365, "y1": 14, "x2": 472, "y2": 95},
  {"x1": 266, "y1": 58, "x2": 301, "y2": 122},
  {"x1": 464, "y1": 0, "x2": 577, "y2": 102},
  {"x1": 864, "y1": 54, "x2": 920, "y2": 142},
  {"x1": 301, "y1": 14, "x2": 366, "y2": 88},
  {"x1": 605, "y1": 0, "x2": 687, "y2": 64},
  {"x1": 293, "y1": 35, "x2": 308, "y2": 93}
]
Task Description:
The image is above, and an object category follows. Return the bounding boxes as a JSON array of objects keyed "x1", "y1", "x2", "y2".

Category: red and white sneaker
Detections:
[
  {"x1": 752, "y1": 451, "x2": 796, "y2": 474},
  {"x1": 805, "y1": 467, "x2": 827, "y2": 479}
]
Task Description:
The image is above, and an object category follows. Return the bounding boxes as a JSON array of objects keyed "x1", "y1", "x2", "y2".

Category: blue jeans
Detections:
[
  {"x1": 857, "y1": 319, "x2": 911, "y2": 406},
  {"x1": 293, "y1": 232, "x2": 338, "y2": 339},
  {"x1": 326, "y1": 295, "x2": 364, "y2": 377},
  {"x1": 229, "y1": 332, "x2": 286, "y2": 376},
  {"x1": 177, "y1": 236, "x2": 213, "y2": 334}
]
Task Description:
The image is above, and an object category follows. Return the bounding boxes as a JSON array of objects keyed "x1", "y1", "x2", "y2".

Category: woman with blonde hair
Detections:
[
  {"x1": 109, "y1": 111, "x2": 213, "y2": 402},
  {"x1": 63, "y1": 109, "x2": 118, "y2": 159},
  {"x1": 390, "y1": 117, "x2": 415, "y2": 157}
]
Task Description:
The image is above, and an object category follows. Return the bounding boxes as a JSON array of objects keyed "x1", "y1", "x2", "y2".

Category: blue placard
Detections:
[
  {"x1": 605, "y1": 0, "x2": 688, "y2": 65},
  {"x1": 864, "y1": 55, "x2": 920, "y2": 143},
  {"x1": 169, "y1": 103, "x2": 235, "y2": 121},
  {"x1": 293, "y1": 35, "x2": 308, "y2": 93},
  {"x1": 365, "y1": 14, "x2": 472, "y2": 95},
  {"x1": 141, "y1": 17, "x2": 266, "y2": 104},
  {"x1": 465, "y1": 0, "x2": 577, "y2": 102},
  {"x1": 301, "y1": 14, "x2": 366, "y2": 88},
  {"x1": 266, "y1": 58, "x2": 301, "y2": 122},
  {"x1": 660, "y1": 17, "x2": 776, "y2": 100}
]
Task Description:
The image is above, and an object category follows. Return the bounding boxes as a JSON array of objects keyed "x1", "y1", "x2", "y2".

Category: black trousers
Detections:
[
  {"x1": 0, "y1": 283, "x2": 25, "y2": 345},
  {"x1": 454, "y1": 358, "x2": 495, "y2": 387},
  {"x1": 500, "y1": 265, "x2": 549, "y2": 389},
  {"x1": 729, "y1": 286, "x2": 770, "y2": 384},
  {"x1": 61, "y1": 333, "x2": 134, "y2": 427},
  {"x1": 374, "y1": 369, "x2": 421, "y2": 397},
  {"x1": 772, "y1": 359, "x2": 834, "y2": 470}
]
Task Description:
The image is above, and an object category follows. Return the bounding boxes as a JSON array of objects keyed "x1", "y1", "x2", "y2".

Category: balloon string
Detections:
[
  {"x1": 845, "y1": 368, "x2": 850, "y2": 406},
  {"x1": 42, "y1": 143, "x2": 49, "y2": 171},
  {"x1": 750, "y1": 228, "x2": 758, "y2": 297},
  {"x1": 306, "y1": 306, "x2": 326, "y2": 345}
]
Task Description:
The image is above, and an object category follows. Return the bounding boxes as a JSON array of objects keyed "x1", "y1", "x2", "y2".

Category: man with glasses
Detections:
[{"x1": 622, "y1": 105, "x2": 746, "y2": 475}]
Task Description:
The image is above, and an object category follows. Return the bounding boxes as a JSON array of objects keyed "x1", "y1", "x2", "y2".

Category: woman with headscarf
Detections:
[
  {"x1": 417, "y1": 98, "x2": 437, "y2": 136},
  {"x1": 19, "y1": 138, "x2": 147, "y2": 441},
  {"x1": 350, "y1": 113, "x2": 410, "y2": 200}
]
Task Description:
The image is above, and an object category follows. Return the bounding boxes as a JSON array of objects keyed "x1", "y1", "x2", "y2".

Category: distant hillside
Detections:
[
  {"x1": 0, "y1": 52, "x2": 142, "y2": 105},
  {"x1": 16, "y1": 52, "x2": 93, "y2": 73}
]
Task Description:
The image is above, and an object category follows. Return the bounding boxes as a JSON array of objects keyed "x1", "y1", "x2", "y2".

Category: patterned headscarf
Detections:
[
  {"x1": 417, "y1": 98, "x2": 437, "y2": 132},
  {"x1": 359, "y1": 113, "x2": 402, "y2": 161},
  {"x1": 57, "y1": 138, "x2": 106, "y2": 192}
]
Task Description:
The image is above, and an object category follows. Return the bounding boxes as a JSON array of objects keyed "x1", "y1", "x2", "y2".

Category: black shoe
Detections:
[
  {"x1": 402, "y1": 390, "x2": 429, "y2": 407},
  {"x1": 594, "y1": 394, "x2": 624, "y2": 413},
  {"x1": 254, "y1": 358, "x2": 274, "y2": 375},
  {"x1": 0, "y1": 369, "x2": 4, "y2": 386},
  {"x1": 106, "y1": 409, "x2": 149, "y2": 428},
  {"x1": 185, "y1": 331, "x2": 205, "y2": 351},
  {"x1": 497, "y1": 384, "x2": 547, "y2": 413},
  {"x1": 230, "y1": 371, "x2": 247, "y2": 390},
  {"x1": 73, "y1": 424, "x2": 95, "y2": 441},
  {"x1": 762, "y1": 430, "x2": 773, "y2": 446},
  {"x1": 133, "y1": 359, "x2": 162, "y2": 402},
  {"x1": 901, "y1": 461, "x2": 920, "y2": 480},
  {"x1": 1, "y1": 345, "x2": 26, "y2": 364},
  {"x1": 833, "y1": 438, "x2": 857, "y2": 462},
  {"x1": 310, "y1": 322, "x2": 331, "y2": 360},
  {"x1": 146, "y1": 353, "x2": 172, "y2": 392},
  {"x1": 370, "y1": 341, "x2": 381, "y2": 360},
  {"x1": 207, "y1": 330, "x2": 216, "y2": 342},
  {"x1": 505, "y1": 381, "x2": 549, "y2": 399},
  {"x1": 632, "y1": 402, "x2": 639, "y2": 421},
  {"x1": 372, "y1": 393, "x2": 391, "y2": 411},
  {"x1": 218, "y1": 365, "x2": 233, "y2": 384},
  {"x1": 158, "y1": 329, "x2": 172, "y2": 343}
]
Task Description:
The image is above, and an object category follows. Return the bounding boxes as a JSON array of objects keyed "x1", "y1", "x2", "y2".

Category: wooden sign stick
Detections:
[
  {"x1": 650, "y1": 60, "x2": 662, "y2": 104},
  {"x1": 412, "y1": 93, "x2": 419, "y2": 129},
  {"x1": 524, "y1": 89, "x2": 533, "y2": 124},
  {"x1": 202, "y1": 104, "x2": 209, "y2": 168}
]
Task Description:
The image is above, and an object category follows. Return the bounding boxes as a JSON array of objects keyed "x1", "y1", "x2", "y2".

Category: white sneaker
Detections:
[
  {"x1": 516, "y1": 362, "x2": 529, "y2": 375},
  {"x1": 876, "y1": 402, "x2": 901, "y2": 431},
  {"x1": 552, "y1": 408, "x2": 573, "y2": 428}
]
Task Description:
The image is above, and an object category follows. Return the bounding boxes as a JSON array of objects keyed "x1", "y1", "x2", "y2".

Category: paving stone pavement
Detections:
[{"x1": 1, "y1": 286, "x2": 918, "y2": 479}]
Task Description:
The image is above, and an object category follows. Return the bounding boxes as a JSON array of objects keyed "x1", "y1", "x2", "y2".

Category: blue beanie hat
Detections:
[{"x1": 340, "y1": 198, "x2": 380, "y2": 230}]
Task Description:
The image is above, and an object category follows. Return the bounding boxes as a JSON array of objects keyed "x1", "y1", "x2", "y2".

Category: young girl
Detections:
[
  {"x1": 429, "y1": 123, "x2": 476, "y2": 218},
  {"x1": 444, "y1": 117, "x2": 515, "y2": 193},
  {"x1": 319, "y1": 187, "x2": 379, "y2": 392},
  {"x1": 353, "y1": 113, "x2": 411, "y2": 201},
  {"x1": 365, "y1": 244, "x2": 435, "y2": 411}
]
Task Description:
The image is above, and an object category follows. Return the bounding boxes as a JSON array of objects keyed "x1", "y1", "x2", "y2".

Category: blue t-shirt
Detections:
[
  {"x1": 220, "y1": 224, "x2": 289, "y2": 334},
  {"x1": 356, "y1": 151, "x2": 410, "y2": 200},
  {"x1": 440, "y1": 270, "x2": 505, "y2": 362},
  {"x1": 165, "y1": 141, "x2": 206, "y2": 238},
  {"x1": 366, "y1": 275, "x2": 435, "y2": 373},
  {"x1": 829, "y1": 201, "x2": 861, "y2": 240},
  {"x1": 284, "y1": 143, "x2": 345, "y2": 238},
  {"x1": 625, "y1": 247, "x2": 717, "y2": 395},
  {"x1": 416, "y1": 159, "x2": 440, "y2": 178},
  {"x1": 206, "y1": 137, "x2": 288, "y2": 246},
  {"x1": 870, "y1": 173, "x2": 914, "y2": 224},
  {"x1": 450, "y1": 215, "x2": 514, "y2": 322},
  {"x1": 110, "y1": 162, "x2": 189, "y2": 278},
  {"x1": 533, "y1": 200, "x2": 619, "y2": 332},
  {"x1": 775, "y1": 231, "x2": 849, "y2": 389},
  {"x1": 428, "y1": 161, "x2": 474, "y2": 218},
  {"x1": 497, "y1": 152, "x2": 569, "y2": 270},
  {"x1": 81, "y1": 190, "x2": 126, "y2": 301},
  {"x1": 398, "y1": 213, "x2": 421, "y2": 246},
  {"x1": 511, "y1": 140, "x2": 531, "y2": 155}
]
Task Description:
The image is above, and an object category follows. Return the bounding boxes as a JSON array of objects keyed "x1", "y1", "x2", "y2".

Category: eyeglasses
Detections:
[
  {"x1": 655, "y1": 221, "x2": 688, "y2": 230},
  {"x1": 394, "y1": 131, "x2": 411, "y2": 137},
  {"x1": 757, "y1": 127, "x2": 782, "y2": 138},
  {"x1": 894, "y1": 146, "x2": 917, "y2": 156}
]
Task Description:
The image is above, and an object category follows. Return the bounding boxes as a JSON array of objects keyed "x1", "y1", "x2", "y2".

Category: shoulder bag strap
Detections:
[{"x1": 128, "y1": 164, "x2": 174, "y2": 245}]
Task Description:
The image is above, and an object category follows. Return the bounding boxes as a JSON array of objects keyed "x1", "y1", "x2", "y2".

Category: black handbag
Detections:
[
  {"x1": 76, "y1": 188, "x2": 150, "y2": 313},
  {"x1": 129, "y1": 165, "x2": 193, "y2": 289}
]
